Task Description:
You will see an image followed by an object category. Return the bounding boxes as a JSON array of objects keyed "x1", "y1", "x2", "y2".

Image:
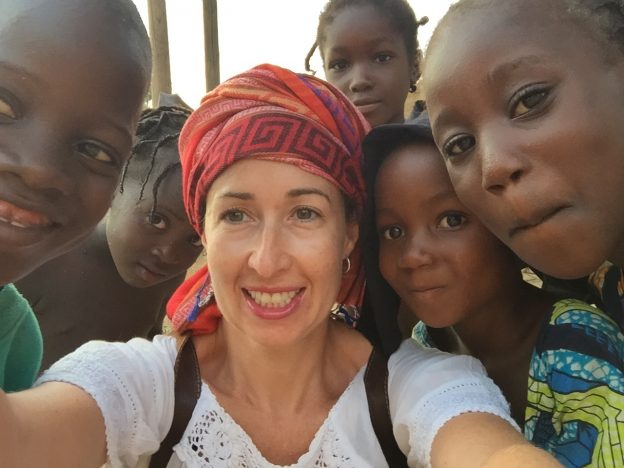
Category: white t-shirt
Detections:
[{"x1": 36, "y1": 336, "x2": 517, "y2": 468}]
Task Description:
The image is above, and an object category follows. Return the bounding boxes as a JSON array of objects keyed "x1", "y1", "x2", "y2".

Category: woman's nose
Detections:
[{"x1": 247, "y1": 223, "x2": 290, "y2": 278}]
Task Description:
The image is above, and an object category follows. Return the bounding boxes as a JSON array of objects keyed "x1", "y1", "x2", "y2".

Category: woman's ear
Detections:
[{"x1": 343, "y1": 221, "x2": 359, "y2": 258}]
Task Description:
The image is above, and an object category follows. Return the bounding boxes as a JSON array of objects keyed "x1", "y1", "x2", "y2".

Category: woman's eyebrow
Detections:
[
  {"x1": 287, "y1": 188, "x2": 330, "y2": 202},
  {"x1": 219, "y1": 191, "x2": 253, "y2": 200}
]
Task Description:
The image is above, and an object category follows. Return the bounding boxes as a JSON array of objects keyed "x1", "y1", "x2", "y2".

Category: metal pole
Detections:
[
  {"x1": 147, "y1": 0, "x2": 172, "y2": 100},
  {"x1": 203, "y1": 0, "x2": 220, "y2": 91}
]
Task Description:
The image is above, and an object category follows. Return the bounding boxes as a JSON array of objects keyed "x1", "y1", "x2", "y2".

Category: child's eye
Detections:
[
  {"x1": 0, "y1": 95, "x2": 17, "y2": 120},
  {"x1": 328, "y1": 59, "x2": 349, "y2": 72},
  {"x1": 509, "y1": 84, "x2": 551, "y2": 118},
  {"x1": 294, "y1": 207, "x2": 319, "y2": 221},
  {"x1": 146, "y1": 212, "x2": 167, "y2": 230},
  {"x1": 381, "y1": 225, "x2": 404, "y2": 240},
  {"x1": 221, "y1": 209, "x2": 248, "y2": 223},
  {"x1": 443, "y1": 134, "x2": 476, "y2": 159},
  {"x1": 438, "y1": 213, "x2": 467, "y2": 230},
  {"x1": 375, "y1": 53, "x2": 393, "y2": 64},
  {"x1": 76, "y1": 141, "x2": 116, "y2": 165},
  {"x1": 189, "y1": 234, "x2": 202, "y2": 247}
]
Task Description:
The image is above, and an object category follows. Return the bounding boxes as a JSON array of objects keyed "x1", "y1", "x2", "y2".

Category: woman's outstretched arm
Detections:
[
  {"x1": 431, "y1": 412, "x2": 561, "y2": 467},
  {"x1": 0, "y1": 382, "x2": 107, "y2": 468}
]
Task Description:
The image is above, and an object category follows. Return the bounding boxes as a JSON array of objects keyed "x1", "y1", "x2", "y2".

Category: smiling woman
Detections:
[{"x1": 0, "y1": 64, "x2": 559, "y2": 468}]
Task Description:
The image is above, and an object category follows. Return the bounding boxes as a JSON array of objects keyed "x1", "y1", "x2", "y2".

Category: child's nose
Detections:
[
  {"x1": 152, "y1": 243, "x2": 180, "y2": 265},
  {"x1": 480, "y1": 131, "x2": 529, "y2": 194},
  {"x1": 9, "y1": 128, "x2": 75, "y2": 197},
  {"x1": 398, "y1": 233, "x2": 434, "y2": 269},
  {"x1": 349, "y1": 64, "x2": 373, "y2": 93}
]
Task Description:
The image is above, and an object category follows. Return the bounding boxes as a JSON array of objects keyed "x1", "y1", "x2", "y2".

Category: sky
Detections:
[{"x1": 132, "y1": 1, "x2": 454, "y2": 108}]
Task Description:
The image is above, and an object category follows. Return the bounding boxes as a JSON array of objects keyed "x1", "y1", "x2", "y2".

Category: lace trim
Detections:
[
  {"x1": 174, "y1": 372, "x2": 363, "y2": 467},
  {"x1": 408, "y1": 377, "x2": 520, "y2": 467}
]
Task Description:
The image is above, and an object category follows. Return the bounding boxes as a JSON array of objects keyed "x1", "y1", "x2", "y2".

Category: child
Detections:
[
  {"x1": 305, "y1": 0, "x2": 428, "y2": 127},
  {"x1": 16, "y1": 98, "x2": 202, "y2": 370},
  {"x1": 362, "y1": 115, "x2": 624, "y2": 467},
  {"x1": 422, "y1": 0, "x2": 624, "y2": 329},
  {"x1": 0, "y1": 0, "x2": 151, "y2": 390}
]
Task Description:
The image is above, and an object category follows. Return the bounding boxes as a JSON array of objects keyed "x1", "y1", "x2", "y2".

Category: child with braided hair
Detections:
[
  {"x1": 16, "y1": 95, "x2": 202, "y2": 370},
  {"x1": 305, "y1": 0, "x2": 428, "y2": 128},
  {"x1": 421, "y1": 0, "x2": 624, "y2": 465}
]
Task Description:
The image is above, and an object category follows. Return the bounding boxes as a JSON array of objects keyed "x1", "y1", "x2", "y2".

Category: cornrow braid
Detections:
[
  {"x1": 149, "y1": 162, "x2": 181, "y2": 221},
  {"x1": 305, "y1": 0, "x2": 428, "y2": 78},
  {"x1": 120, "y1": 105, "x2": 191, "y2": 212}
]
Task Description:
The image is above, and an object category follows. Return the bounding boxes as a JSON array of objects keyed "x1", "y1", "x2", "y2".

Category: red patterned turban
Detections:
[{"x1": 167, "y1": 64, "x2": 370, "y2": 334}]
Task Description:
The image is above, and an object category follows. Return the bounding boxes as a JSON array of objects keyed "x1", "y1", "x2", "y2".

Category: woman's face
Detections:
[
  {"x1": 375, "y1": 142, "x2": 518, "y2": 328},
  {"x1": 424, "y1": 1, "x2": 624, "y2": 277},
  {"x1": 203, "y1": 159, "x2": 358, "y2": 346}
]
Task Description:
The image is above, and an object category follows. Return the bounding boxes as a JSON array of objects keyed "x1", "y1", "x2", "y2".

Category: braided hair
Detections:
[
  {"x1": 120, "y1": 105, "x2": 191, "y2": 218},
  {"x1": 304, "y1": 0, "x2": 428, "y2": 80}
]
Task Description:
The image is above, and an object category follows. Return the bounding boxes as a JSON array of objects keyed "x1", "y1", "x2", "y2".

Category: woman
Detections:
[{"x1": 0, "y1": 65, "x2": 557, "y2": 467}]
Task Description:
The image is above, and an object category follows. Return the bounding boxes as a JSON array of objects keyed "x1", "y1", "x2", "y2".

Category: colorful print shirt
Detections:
[
  {"x1": 589, "y1": 261, "x2": 624, "y2": 331},
  {"x1": 412, "y1": 299, "x2": 624, "y2": 467}
]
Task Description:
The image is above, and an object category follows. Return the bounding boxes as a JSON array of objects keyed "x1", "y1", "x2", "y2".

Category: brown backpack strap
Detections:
[
  {"x1": 364, "y1": 347, "x2": 408, "y2": 467},
  {"x1": 149, "y1": 335, "x2": 201, "y2": 468}
]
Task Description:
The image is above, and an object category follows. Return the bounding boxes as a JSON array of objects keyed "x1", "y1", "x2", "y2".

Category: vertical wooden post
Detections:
[
  {"x1": 203, "y1": 0, "x2": 220, "y2": 91},
  {"x1": 147, "y1": 0, "x2": 172, "y2": 100}
]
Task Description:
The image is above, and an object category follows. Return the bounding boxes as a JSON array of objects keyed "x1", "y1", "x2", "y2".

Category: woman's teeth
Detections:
[{"x1": 248, "y1": 290, "x2": 298, "y2": 308}]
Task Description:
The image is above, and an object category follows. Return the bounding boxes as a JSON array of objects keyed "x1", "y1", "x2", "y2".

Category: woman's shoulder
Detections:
[
  {"x1": 38, "y1": 335, "x2": 179, "y2": 386},
  {"x1": 389, "y1": 339, "x2": 486, "y2": 376}
]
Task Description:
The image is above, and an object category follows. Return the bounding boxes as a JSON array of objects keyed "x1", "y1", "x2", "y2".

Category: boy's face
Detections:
[
  {"x1": 106, "y1": 150, "x2": 203, "y2": 289},
  {"x1": 424, "y1": 2, "x2": 624, "y2": 278},
  {"x1": 0, "y1": 1, "x2": 148, "y2": 283}
]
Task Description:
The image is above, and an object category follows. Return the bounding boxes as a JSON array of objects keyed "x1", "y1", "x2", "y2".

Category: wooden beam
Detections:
[
  {"x1": 203, "y1": 0, "x2": 220, "y2": 91},
  {"x1": 147, "y1": 0, "x2": 172, "y2": 100}
]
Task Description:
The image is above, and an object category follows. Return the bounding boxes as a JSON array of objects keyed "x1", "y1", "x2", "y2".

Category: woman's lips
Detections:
[{"x1": 244, "y1": 288, "x2": 304, "y2": 320}]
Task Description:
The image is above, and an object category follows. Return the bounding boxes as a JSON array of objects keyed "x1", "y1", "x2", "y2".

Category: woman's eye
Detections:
[
  {"x1": 76, "y1": 141, "x2": 114, "y2": 164},
  {"x1": 146, "y1": 212, "x2": 167, "y2": 230},
  {"x1": 438, "y1": 213, "x2": 467, "y2": 229},
  {"x1": 222, "y1": 209, "x2": 247, "y2": 223},
  {"x1": 510, "y1": 85, "x2": 550, "y2": 118},
  {"x1": 189, "y1": 234, "x2": 202, "y2": 247},
  {"x1": 294, "y1": 207, "x2": 318, "y2": 221},
  {"x1": 381, "y1": 225, "x2": 404, "y2": 240},
  {"x1": 0, "y1": 96, "x2": 17, "y2": 120},
  {"x1": 443, "y1": 134, "x2": 476, "y2": 158},
  {"x1": 375, "y1": 53, "x2": 392, "y2": 64}
]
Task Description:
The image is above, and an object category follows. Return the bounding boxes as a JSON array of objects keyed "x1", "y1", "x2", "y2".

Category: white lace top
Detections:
[{"x1": 36, "y1": 337, "x2": 517, "y2": 468}]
